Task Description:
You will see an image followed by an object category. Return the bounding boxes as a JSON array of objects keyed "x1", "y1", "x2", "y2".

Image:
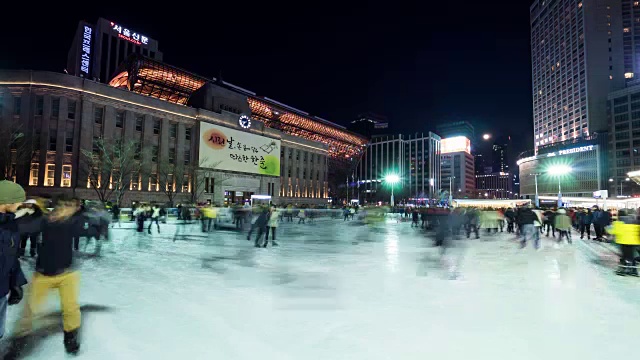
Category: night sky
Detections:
[{"x1": 1, "y1": 2, "x2": 533, "y2": 156}]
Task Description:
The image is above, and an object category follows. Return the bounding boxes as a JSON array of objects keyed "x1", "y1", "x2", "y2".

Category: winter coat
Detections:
[
  {"x1": 268, "y1": 209, "x2": 279, "y2": 227},
  {"x1": 554, "y1": 214, "x2": 571, "y2": 231},
  {"x1": 609, "y1": 217, "x2": 640, "y2": 245},
  {"x1": 254, "y1": 212, "x2": 270, "y2": 229},
  {"x1": 581, "y1": 212, "x2": 593, "y2": 225},
  {"x1": 0, "y1": 213, "x2": 27, "y2": 296},
  {"x1": 18, "y1": 211, "x2": 84, "y2": 276},
  {"x1": 151, "y1": 207, "x2": 161, "y2": 219},
  {"x1": 518, "y1": 208, "x2": 538, "y2": 225},
  {"x1": 594, "y1": 210, "x2": 611, "y2": 226}
]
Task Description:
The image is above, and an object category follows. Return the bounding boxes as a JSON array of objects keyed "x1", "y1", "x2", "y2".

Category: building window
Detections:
[
  {"x1": 134, "y1": 143, "x2": 141, "y2": 160},
  {"x1": 29, "y1": 163, "x2": 39, "y2": 186},
  {"x1": 13, "y1": 97, "x2": 21, "y2": 116},
  {"x1": 153, "y1": 119, "x2": 160, "y2": 135},
  {"x1": 51, "y1": 98, "x2": 60, "y2": 118},
  {"x1": 169, "y1": 147, "x2": 175, "y2": 164},
  {"x1": 152, "y1": 146, "x2": 158, "y2": 162},
  {"x1": 135, "y1": 115, "x2": 143, "y2": 132},
  {"x1": 65, "y1": 122, "x2": 74, "y2": 152},
  {"x1": 35, "y1": 96, "x2": 44, "y2": 116},
  {"x1": 61, "y1": 165, "x2": 72, "y2": 187},
  {"x1": 115, "y1": 111, "x2": 124, "y2": 128},
  {"x1": 614, "y1": 105, "x2": 628, "y2": 114},
  {"x1": 94, "y1": 107, "x2": 104, "y2": 125},
  {"x1": 92, "y1": 137, "x2": 100, "y2": 154},
  {"x1": 615, "y1": 114, "x2": 630, "y2": 122},
  {"x1": 184, "y1": 150, "x2": 190, "y2": 165},
  {"x1": 149, "y1": 173, "x2": 158, "y2": 191},
  {"x1": 185, "y1": 128, "x2": 191, "y2": 141},
  {"x1": 44, "y1": 164, "x2": 55, "y2": 187},
  {"x1": 49, "y1": 129, "x2": 57, "y2": 151},
  {"x1": 67, "y1": 100, "x2": 76, "y2": 119},
  {"x1": 169, "y1": 123, "x2": 177, "y2": 138}
]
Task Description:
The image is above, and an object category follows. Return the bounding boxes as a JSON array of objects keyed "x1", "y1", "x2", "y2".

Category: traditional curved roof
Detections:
[{"x1": 108, "y1": 54, "x2": 368, "y2": 160}]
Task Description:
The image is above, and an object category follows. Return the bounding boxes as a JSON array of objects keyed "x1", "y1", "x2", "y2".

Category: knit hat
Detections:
[{"x1": 0, "y1": 181, "x2": 26, "y2": 205}]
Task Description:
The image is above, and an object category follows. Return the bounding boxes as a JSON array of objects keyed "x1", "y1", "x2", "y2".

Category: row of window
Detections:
[
  {"x1": 28, "y1": 163, "x2": 72, "y2": 187},
  {"x1": 0, "y1": 96, "x2": 77, "y2": 119},
  {"x1": 97, "y1": 107, "x2": 191, "y2": 140}
]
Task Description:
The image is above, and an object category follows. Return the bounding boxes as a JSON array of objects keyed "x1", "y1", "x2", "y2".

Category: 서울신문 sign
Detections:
[
  {"x1": 199, "y1": 122, "x2": 281, "y2": 176},
  {"x1": 80, "y1": 25, "x2": 92, "y2": 75}
]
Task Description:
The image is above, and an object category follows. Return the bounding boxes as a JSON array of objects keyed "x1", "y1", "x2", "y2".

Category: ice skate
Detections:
[{"x1": 64, "y1": 330, "x2": 80, "y2": 355}]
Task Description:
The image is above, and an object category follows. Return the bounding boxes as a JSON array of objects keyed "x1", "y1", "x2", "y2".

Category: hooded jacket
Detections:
[
  {"x1": 0, "y1": 213, "x2": 27, "y2": 296},
  {"x1": 610, "y1": 215, "x2": 640, "y2": 245}
]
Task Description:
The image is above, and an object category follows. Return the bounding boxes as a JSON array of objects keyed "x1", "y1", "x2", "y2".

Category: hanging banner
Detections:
[{"x1": 199, "y1": 122, "x2": 280, "y2": 176}]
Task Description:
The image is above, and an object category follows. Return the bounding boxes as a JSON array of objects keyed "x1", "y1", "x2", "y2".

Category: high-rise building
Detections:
[
  {"x1": 67, "y1": 18, "x2": 162, "y2": 83},
  {"x1": 530, "y1": 0, "x2": 624, "y2": 151},
  {"x1": 475, "y1": 173, "x2": 513, "y2": 199},
  {"x1": 405, "y1": 133, "x2": 441, "y2": 202},
  {"x1": 436, "y1": 121, "x2": 475, "y2": 142},
  {"x1": 621, "y1": 1, "x2": 640, "y2": 84},
  {"x1": 440, "y1": 136, "x2": 475, "y2": 199},
  {"x1": 491, "y1": 136, "x2": 510, "y2": 174},
  {"x1": 349, "y1": 112, "x2": 389, "y2": 139}
]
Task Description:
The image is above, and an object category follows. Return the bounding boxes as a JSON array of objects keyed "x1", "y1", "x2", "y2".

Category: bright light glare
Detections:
[
  {"x1": 547, "y1": 165, "x2": 572, "y2": 176},
  {"x1": 483, "y1": 134, "x2": 491, "y2": 140},
  {"x1": 385, "y1": 174, "x2": 400, "y2": 184}
]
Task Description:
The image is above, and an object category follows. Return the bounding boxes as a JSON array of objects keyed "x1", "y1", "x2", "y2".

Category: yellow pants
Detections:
[{"x1": 19, "y1": 271, "x2": 81, "y2": 334}]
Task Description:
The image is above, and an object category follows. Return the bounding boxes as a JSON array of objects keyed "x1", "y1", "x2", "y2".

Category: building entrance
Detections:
[{"x1": 224, "y1": 190, "x2": 254, "y2": 206}]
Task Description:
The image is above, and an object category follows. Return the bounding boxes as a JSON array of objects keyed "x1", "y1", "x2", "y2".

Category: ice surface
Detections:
[{"x1": 6, "y1": 219, "x2": 640, "y2": 359}]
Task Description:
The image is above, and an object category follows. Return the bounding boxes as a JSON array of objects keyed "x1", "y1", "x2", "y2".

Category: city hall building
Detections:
[{"x1": 0, "y1": 59, "x2": 366, "y2": 206}]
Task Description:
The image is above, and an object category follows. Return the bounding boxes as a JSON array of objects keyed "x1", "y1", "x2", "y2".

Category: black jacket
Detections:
[
  {"x1": 19, "y1": 213, "x2": 84, "y2": 276},
  {"x1": 518, "y1": 208, "x2": 538, "y2": 225},
  {"x1": 0, "y1": 213, "x2": 27, "y2": 296}
]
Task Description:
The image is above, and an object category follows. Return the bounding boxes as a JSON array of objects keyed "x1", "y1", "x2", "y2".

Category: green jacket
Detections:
[{"x1": 554, "y1": 214, "x2": 571, "y2": 231}]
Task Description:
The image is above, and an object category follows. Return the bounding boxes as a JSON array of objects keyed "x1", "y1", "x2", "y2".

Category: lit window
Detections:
[
  {"x1": 61, "y1": 165, "x2": 72, "y2": 187},
  {"x1": 29, "y1": 163, "x2": 39, "y2": 186},
  {"x1": 45, "y1": 164, "x2": 55, "y2": 187},
  {"x1": 578, "y1": 2, "x2": 582, "y2": 8},
  {"x1": 626, "y1": 72, "x2": 634, "y2": 79},
  {"x1": 624, "y1": 27, "x2": 631, "y2": 33}
]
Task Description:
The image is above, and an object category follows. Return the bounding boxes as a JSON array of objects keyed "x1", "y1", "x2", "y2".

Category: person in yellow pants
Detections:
[{"x1": 10, "y1": 197, "x2": 84, "y2": 357}]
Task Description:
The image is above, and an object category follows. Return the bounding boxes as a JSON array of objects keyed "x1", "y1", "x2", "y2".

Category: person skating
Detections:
[
  {"x1": 465, "y1": 208, "x2": 480, "y2": 239},
  {"x1": 247, "y1": 208, "x2": 269, "y2": 247},
  {"x1": 580, "y1": 209, "x2": 593, "y2": 239},
  {"x1": 133, "y1": 204, "x2": 146, "y2": 233},
  {"x1": 609, "y1": 209, "x2": 640, "y2": 276},
  {"x1": 147, "y1": 204, "x2": 161, "y2": 234},
  {"x1": 110, "y1": 203, "x2": 121, "y2": 228},
  {"x1": 0, "y1": 181, "x2": 28, "y2": 342},
  {"x1": 519, "y1": 206, "x2": 539, "y2": 249},
  {"x1": 504, "y1": 207, "x2": 515, "y2": 233},
  {"x1": 17, "y1": 199, "x2": 44, "y2": 258},
  {"x1": 9, "y1": 197, "x2": 84, "y2": 357},
  {"x1": 543, "y1": 209, "x2": 556, "y2": 237},
  {"x1": 411, "y1": 208, "x2": 419, "y2": 228},
  {"x1": 554, "y1": 208, "x2": 572, "y2": 244},
  {"x1": 265, "y1": 205, "x2": 279, "y2": 246}
]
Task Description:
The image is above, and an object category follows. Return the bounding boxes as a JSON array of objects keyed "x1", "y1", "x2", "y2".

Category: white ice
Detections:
[{"x1": 7, "y1": 218, "x2": 640, "y2": 359}]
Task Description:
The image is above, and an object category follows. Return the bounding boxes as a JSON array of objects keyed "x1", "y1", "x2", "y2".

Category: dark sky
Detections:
[{"x1": 1, "y1": 1, "x2": 533, "y2": 155}]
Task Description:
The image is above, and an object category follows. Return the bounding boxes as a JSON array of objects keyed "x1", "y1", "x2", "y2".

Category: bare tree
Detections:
[
  {"x1": 188, "y1": 158, "x2": 224, "y2": 204},
  {"x1": 81, "y1": 138, "x2": 145, "y2": 205},
  {"x1": 156, "y1": 158, "x2": 187, "y2": 207},
  {"x1": 0, "y1": 123, "x2": 35, "y2": 183}
]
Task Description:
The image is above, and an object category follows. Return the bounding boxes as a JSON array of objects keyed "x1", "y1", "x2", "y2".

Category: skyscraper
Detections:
[
  {"x1": 491, "y1": 136, "x2": 510, "y2": 174},
  {"x1": 530, "y1": 0, "x2": 624, "y2": 151}
]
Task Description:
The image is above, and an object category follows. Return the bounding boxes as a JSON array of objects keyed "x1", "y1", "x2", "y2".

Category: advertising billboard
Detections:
[
  {"x1": 199, "y1": 122, "x2": 281, "y2": 176},
  {"x1": 441, "y1": 136, "x2": 471, "y2": 154}
]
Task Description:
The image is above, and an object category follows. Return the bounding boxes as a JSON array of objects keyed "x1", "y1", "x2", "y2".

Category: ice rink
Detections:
[{"x1": 6, "y1": 217, "x2": 640, "y2": 359}]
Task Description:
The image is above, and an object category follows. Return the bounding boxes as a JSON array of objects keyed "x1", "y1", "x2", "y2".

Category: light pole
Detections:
[
  {"x1": 385, "y1": 174, "x2": 400, "y2": 207},
  {"x1": 609, "y1": 177, "x2": 630, "y2": 196},
  {"x1": 548, "y1": 165, "x2": 572, "y2": 207},
  {"x1": 448, "y1": 176, "x2": 455, "y2": 207},
  {"x1": 529, "y1": 173, "x2": 541, "y2": 207}
]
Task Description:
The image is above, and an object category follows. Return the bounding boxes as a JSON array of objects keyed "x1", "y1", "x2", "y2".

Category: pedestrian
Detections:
[
  {"x1": 248, "y1": 208, "x2": 269, "y2": 247},
  {"x1": 265, "y1": 205, "x2": 279, "y2": 246},
  {"x1": 134, "y1": 204, "x2": 146, "y2": 233},
  {"x1": 609, "y1": 209, "x2": 640, "y2": 276},
  {"x1": 0, "y1": 181, "x2": 28, "y2": 341},
  {"x1": 505, "y1": 207, "x2": 515, "y2": 233},
  {"x1": 411, "y1": 208, "x2": 419, "y2": 228},
  {"x1": 17, "y1": 199, "x2": 44, "y2": 258},
  {"x1": 11, "y1": 197, "x2": 84, "y2": 356},
  {"x1": 111, "y1": 203, "x2": 121, "y2": 228},
  {"x1": 343, "y1": 207, "x2": 350, "y2": 221},
  {"x1": 580, "y1": 209, "x2": 593, "y2": 240},
  {"x1": 147, "y1": 204, "x2": 161, "y2": 234},
  {"x1": 298, "y1": 208, "x2": 306, "y2": 224},
  {"x1": 465, "y1": 208, "x2": 480, "y2": 239},
  {"x1": 554, "y1": 208, "x2": 572, "y2": 244},
  {"x1": 544, "y1": 208, "x2": 556, "y2": 237},
  {"x1": 519, "y1": 205, "x2": 539, "y2": 249},
  {"x1": 593, "y1": 207, "x2": 611, "y2": 241}
]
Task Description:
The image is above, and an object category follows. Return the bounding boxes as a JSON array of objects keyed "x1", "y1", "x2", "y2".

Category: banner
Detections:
[{"x1": 199, "y1": 122, "x2": 281, "y2": 176}]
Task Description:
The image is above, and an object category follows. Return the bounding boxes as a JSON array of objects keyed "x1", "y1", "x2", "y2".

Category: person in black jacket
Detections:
[
  {"x1": 519, "y1": 206, "x2": 540, "y2": 249},
  {"x1": 248, "y1": 208, "x2": 270, "y2": 248},
  {"x1": 11, "y1": 197, "x2": 84, "y2": 356},
  {"x1": 18, "y1": 199, "x2": 44, "y2": 258}
]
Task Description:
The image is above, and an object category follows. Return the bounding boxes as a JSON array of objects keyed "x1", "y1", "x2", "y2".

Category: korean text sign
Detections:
[{"x1": 199, "y1": 122, "x2": 281, "y2": 176}]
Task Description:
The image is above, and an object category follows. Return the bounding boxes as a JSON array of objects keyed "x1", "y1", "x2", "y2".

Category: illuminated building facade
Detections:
[
  {"x1": 67, "y1": 18, "x2": 162, "y2": 83},
  {"x1": 530, "y1": 0, "x2": 624, "y2": 151},
  {"x1": 517, "y1": 135, "x2": 608, "y2": 200},
  {"x1": 607, "y1": 84, "x2": 640, "y2": 195},
  {"x1": 440, "y1": 137, "x2": 475, "y2": 199},
  {"x1": 475, "y1": 173, "x2": 513, "y2": 199}
]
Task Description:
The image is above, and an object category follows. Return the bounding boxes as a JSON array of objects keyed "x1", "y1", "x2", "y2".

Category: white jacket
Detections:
[{"x1": 268, "y1": 209, "x2": 279, "y2": 227}]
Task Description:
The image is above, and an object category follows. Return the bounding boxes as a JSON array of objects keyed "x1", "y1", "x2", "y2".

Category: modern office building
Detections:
[
  {"x1": 355, "y1": 132, "x2": 441, "y2": 204},
  {"x1": 530, "y1": 0, "x2": 624, "y2": 151},
  {"x1": 517, "y1": 135, "x2": 608, "y2": 202},
  {"x1": 491, "y1": 136, "x2": 511, "y2": 174},
  {"x1": 475, "y1": 172, "x2": 513, "y2": 199},
  {"x1": 607, "y1": 84, "x2": 640, "y2": 196},
  {"x1": 348, "y1": 112, "x2": 389, "y2": 139},
  {"x1": 67, "y1": 18, "x2": 163, "y2": 83},
  {"x1": 621, "y1": 0, "x2": 640, "y2": 85},
  {"x1": 440, "y1": 136, "x2": 475, "y2": 199},
  {"x1": 436, "y1": 121, "x2": 475, "y2": 142}
]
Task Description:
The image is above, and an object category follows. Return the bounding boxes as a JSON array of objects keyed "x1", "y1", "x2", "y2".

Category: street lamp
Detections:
[
  {"x1": 529, "y1": 173, "x2": 541, "y2": 207},
  {"x1": 448, "y1": 176, "x2": 455, "y2": 206},
  {"x1": 548, "y1": 165, "x2": 572, "y2": 207},
  {"x1": 385, "y1": 174, "x2": 400, "y2": 207},
  {"x1": 610, "y1": 177, "x2": 630, "y2": 196},
  {"x1": 483, "y1": 134, "x2": 491, "y2": 140}
]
